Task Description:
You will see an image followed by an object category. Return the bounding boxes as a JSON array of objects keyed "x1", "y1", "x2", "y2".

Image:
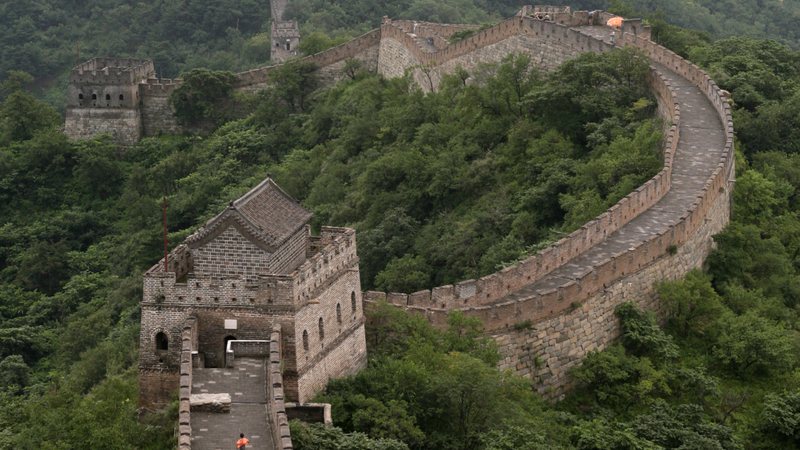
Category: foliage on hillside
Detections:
[
  {"x1": 308, "y1": 24, "x2": 800, "y2": 450},
  {"x1": 271, "y1": 49, "x2": 660, "y2": 291},
  {"x1": 0, "y1": 49, "x2": 657, "y2": 447},
  {"x1": 2, "y1": 1, "x2": 800, "y2": 448},
  {"x1": 4, "y1": 0, "x2": 799, "y2": 109}
]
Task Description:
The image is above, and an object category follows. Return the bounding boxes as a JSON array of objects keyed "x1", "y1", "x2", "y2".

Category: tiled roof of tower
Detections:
[
  {"x1": 234, "y1": 177, "x2": 312, "y2": 241},
  {"x1": 186, "y1": 177, "x2": 312, "y2": 250}
]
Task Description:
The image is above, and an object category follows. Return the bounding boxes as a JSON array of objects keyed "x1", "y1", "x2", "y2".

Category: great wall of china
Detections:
[{"x1": 65, "y1": 5, "x2": 734, "y2": 448}]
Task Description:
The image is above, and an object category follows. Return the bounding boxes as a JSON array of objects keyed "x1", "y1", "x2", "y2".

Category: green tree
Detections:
[
  {"x1": 0, "y1": 71, "x2": 59, "y2": 144},
  {"x1": 290, "y1": 421, "x2": 409, "y2": 450},
  {"x1": 711, "y1": 311, "x2": 796, "y2": 378},
  {"x1": 170, "y1": 68, "x2": 237, "y2": 127},
  {"x1": 759, "y1": 390, "x2": 800, "y2": 446},
  {"x1": 658, "y1": 270, "x2": 725, "y2": 338}
]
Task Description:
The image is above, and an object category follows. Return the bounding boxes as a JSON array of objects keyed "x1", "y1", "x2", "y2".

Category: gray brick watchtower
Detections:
[
  {"x1": 64, "y1": 58, "x2": 155, "y2": 145},
  {"x1": 139, "y1": 177, "x2": 367, "y2": 408}
]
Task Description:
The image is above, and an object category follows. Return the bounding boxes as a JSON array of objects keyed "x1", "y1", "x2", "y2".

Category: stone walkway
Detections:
[
  {"x1": 500, "y1": 56, "x2": 726, "y2": 303},
  {"x1": 191, "y1": 357, "x2": 275, "y2": 450}
]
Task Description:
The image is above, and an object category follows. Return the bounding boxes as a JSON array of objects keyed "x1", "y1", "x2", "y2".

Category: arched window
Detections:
[
  {"x1": 336, "y1": 303, "x2": 342, "y2": 324},
  {"x1": 119, "y1": 94, "x2": 124, "y2": 101},
  {"x1": 91, "y1": 93, "x2": 97, "y2": 100},
  {"x1": 105, "y1": 93, "x2": 111, "y2": 100},
  {"x1": 302, "y1": 330, "x2": 309, "y2": 351},
  {"x1": 285, "y1": 40, "x2": 291, "y2": 51},
  {"x1": 351, "y1": 291, "x2": 357, "y2": 313},
  {"x1": 78, "y1": 93, "x2": 84, "y2": 100},
  {"x1": 155, "y1": 332, "x2": 168, "y2": 351},
  {"x1": 318, "y1": 317, "x2": 324, "y2": 340}
]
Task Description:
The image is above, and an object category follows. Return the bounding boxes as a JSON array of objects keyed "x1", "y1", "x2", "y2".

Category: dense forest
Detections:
[
  {"x1": 2, "y1": 0, "x2": 800, "y2": 448},
  {"x1": 2, "y1": 0, "x2": 799, "y2": 108}
]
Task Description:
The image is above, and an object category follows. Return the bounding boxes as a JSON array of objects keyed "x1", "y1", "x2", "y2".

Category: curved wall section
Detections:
[
  {"x1": 363, "y1": 13, "x2": 734, "y2": 398},
  {"x1": 69, "y1": 7, "x2": 734, "y2": 400}
]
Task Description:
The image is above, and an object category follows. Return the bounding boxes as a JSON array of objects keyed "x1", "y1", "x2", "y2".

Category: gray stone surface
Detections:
[{"x1": 191, "y1": 357, "x2": 275, "y2": 450}]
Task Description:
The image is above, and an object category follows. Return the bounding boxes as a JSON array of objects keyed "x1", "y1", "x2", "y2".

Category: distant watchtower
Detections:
[
  {"x1": 64, "y1": 58, "x2": 155, "y2": 145},
  {"x1": 271, "y1": 21, "x2": 301, "y2": 62},
  {"x1": 269, "y1": 0, "x2": 301, "y2": 62}
]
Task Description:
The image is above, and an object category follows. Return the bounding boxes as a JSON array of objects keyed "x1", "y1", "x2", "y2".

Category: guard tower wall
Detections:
[{"x1": 64, "y1": 58, "x2": 154, "y2": 145}]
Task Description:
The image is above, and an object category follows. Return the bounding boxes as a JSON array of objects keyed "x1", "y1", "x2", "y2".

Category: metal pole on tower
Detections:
[{"x1": 163, "y1": 197, "x2": 168, "y2": 272}]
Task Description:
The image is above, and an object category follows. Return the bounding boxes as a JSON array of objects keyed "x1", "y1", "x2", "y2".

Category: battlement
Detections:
[
  {"x1": 293, "y1": 227, "x2": 359, "y2": 306},
  {"x1": 271, "y1": 20, "x2": 301, "y2": 62},
  {"x1": 125, "y1": 0, "x2": 733, "y2": 420},
  {"x1": 142, "y1": 227, "x2": 357, "y2": 310},
  {"x1": 69, "y1": 57, "x2": 155, "y2": 85}
]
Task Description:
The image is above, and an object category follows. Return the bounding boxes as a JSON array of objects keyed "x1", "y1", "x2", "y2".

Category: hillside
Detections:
[
  {"x1": 1, "y1": 1, "x2": 800, "y2": 449},
  {"x1": 3, "y1": 0, "x2": 800, "y2": 110}
]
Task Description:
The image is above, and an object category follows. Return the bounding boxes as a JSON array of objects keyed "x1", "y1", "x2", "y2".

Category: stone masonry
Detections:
[
  {"x1": 363, "y1": 9, "x2": 734, "y2": 399},
  {"x1": 112, "y1": 5, "x2": 734, "y2": 435},
  {"x1": 139, "y1": 177, "x2": 367, "y2": 420},
  {"x1": 270, "y1": 0, "x2": 301, "y2": 63}
]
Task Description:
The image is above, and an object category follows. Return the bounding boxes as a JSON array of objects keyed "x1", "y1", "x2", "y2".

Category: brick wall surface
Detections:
[
  {"x1": 64, "y1": 107, "x2": 142, "y2": 145},
  {"x1": 493, "y1": 185, "x2": 730, "y2": 399},
  {"x1": 140, "y1": 81, "x2": 183, "y2": 136},
  {"x1": 193, "y1": 226, "x2": 272, "y2": 278}
]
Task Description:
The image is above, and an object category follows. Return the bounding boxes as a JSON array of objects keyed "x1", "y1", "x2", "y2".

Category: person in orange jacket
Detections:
[{"x1": 236, "y1": 433, "x2": 250, "y2": 449}]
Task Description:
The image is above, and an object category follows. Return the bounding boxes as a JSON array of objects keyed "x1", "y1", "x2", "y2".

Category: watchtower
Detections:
[
  {"x1": 139, "y1": 177, "x2": 367, "y2": 409},
  {"x1": 271, "y1": 20, "x2": 301, "y2": 62},
  {"x1": 269, "y1": 0, "x2": 301, "y2": 62},
  {"x1": 64, "y1": 58, "x2": 155, "y2": 145}
]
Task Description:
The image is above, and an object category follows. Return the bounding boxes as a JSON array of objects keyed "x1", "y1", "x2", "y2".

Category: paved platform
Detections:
[{"x1": 191, "y1": 357, "x2": 275, "y2": 450}]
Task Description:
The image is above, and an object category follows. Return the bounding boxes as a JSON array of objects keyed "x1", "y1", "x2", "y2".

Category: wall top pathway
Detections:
[
  {"x1": 365, "y1": 14, "x2": 734, "y2": 333},
  {"x1": 191, "y1": 357, "x2": 275, "y2": 450}
]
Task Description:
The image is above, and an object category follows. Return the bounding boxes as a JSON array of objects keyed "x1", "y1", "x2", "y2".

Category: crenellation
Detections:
[
  {"x1": 80, "y1": 3, "x2": 737, "y2": 419},
  {"x1": 139, "y1": 178, "x2": 367, "y2": 414}
]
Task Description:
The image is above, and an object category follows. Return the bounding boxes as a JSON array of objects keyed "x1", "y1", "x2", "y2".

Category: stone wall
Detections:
[
  {"x1": 64, "y1": 107, "x2": 142, "y2": 145},
  {"x1": 178, "y1": 318, "x2": 196, "y2": 450},
  {"x1": 365, "y1": 13, "x2": 734, "y2": 398},
  {"x1": 139, "y1": 369, "x2": 180, "y2": 410},
  {"x1": 236, "y1": 29, "x2": 383, "y2": 93},
  {"x1": 296, "y1": 324, "x2": 367, "y2": 403},
  {"x1": 269, "y1": 325, "x2": 294, "y2": 450},
  {"x1": 292, "y1": 230, "x2": 367, "y2": 402},
  {"x1": 494, "y1": 183, "x2": 730, "y2": 398},
  {"x1": 192, "y1": 226, "x2": 272, "y2": 278},
  {"x1": 292, "y1": 227, "x2": 359, "y2": 305},
  {"x1": 140, "y1": 79, "x2": 182, "y2": 137}
]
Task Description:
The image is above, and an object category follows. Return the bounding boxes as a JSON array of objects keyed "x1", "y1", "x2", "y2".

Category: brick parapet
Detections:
[
  {"x1": 142, "y1": 271, "x2": 295, "y2": 309},
  {"x1": 178, "y1": 317, "x2": 196, "y2": 450},
  {"x1": 141, "y1": 78, "x2": 182, "y2": 96},
  {"x1": 292, "y1": 227, "x2": 358, "y2": 306},
  {"x1": 269, "y1": 325, "x2": 294, "y2": 450},
  {"x1": 235, "y1": 29, "x2": 382, "y2": 89},
  {"x1": 69, "y1": 57, "x2": 155, "y2": 84},
  {"x1": 367, "y1": 65, "x2": 681, "y2": 317}
]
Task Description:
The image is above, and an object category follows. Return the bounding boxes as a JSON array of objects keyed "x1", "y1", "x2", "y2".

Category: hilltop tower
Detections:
[
  {"x1": 270, "y1": 0, "x2": 301, "y2": 62},
  {"x1": 64, "y1": 58, "x2": 155, "y2": 145},
  {"x1": 139, "y1": 177, "x2": 367, "y2": 409}
]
